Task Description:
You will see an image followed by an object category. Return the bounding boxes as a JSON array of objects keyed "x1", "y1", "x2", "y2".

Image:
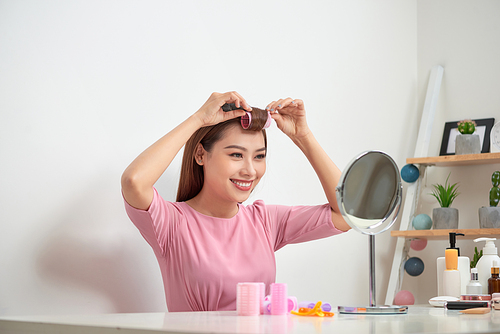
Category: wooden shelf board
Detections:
[
  {"x1": 407, "y1": 152, "x2": 500, "y2": 167},
  {"x1": 391, "y1": 228, "x2": 500, "y2": 240}
]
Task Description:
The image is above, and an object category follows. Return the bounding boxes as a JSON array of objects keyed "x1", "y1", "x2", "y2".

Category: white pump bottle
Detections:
[
  {"x1": 474, "y1": 238, "x2": 500, "y2": 294},
  {"x1": 437, "y1": 233, "x2": 470, "y2": 296}
]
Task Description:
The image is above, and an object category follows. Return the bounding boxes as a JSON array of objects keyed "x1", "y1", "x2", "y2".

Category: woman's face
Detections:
[{"x1": 201, "y1": 125, "x2": 266, "y2": 205}]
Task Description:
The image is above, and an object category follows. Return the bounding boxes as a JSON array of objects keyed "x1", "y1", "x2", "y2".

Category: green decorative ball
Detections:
[{"x1": 412, "y1": 214, "x2": 432, "y2": 230}]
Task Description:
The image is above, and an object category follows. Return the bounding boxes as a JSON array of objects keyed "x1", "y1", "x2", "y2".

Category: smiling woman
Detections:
[
  {"x1": 177, "y1": 107, "x2": 269, "y2": 212},
  {"x1": 121, "y1": 91, "x2": 350, "y2": 312}
]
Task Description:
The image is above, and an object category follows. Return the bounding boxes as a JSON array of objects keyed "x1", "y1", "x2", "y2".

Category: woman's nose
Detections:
[{"x1": 241, "y1": 159, "x2": 257, "y2": 177}]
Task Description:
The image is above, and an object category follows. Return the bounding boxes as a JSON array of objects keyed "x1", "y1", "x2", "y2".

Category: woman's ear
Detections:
[{"x1": 194, "y1": 143, "x2": 205, "y2": 165}]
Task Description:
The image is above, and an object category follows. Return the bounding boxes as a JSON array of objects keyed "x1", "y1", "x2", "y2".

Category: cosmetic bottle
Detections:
[
  {"x1": 466, "y1": 268, "x2": 482, "y2": 295},
  {"x1": 443, "y1": 248, "x2": 461, "y2": 298},
  {"x1": 489, "y1": 261, "x2": 500, "y2": 295},
  {"x1": 437, "y1": 233, "x2": 470, "y2": 295},
  {"x1": 474, "y1": 238, "x2": 500, "y2": 294}
]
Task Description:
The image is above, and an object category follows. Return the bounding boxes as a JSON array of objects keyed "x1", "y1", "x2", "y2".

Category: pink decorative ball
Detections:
[
  {"x1": 410, "y1": 238, "x2": 427, "y2": 251},
  {"x1": 394, "y1": 290, "x2": 415, "y2": 305}
]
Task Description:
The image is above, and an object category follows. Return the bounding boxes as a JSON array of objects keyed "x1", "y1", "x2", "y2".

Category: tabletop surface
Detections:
[{"x1": 1, "y1": 305, "x2": 500, "y2": 334}]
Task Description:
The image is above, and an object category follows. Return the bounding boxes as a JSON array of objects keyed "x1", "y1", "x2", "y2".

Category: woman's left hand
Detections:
[{"x1": 266, "y1": 98, "x2": 310, "y2": 141}]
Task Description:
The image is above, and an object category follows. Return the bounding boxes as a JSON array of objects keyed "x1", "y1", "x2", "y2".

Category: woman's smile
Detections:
[{"x1": 230, "y1": 179, "x2": 253, "y2": 191}]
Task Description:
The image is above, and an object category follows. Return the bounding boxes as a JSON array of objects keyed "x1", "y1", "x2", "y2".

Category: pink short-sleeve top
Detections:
[{"x1": 124, "y1": 188, "x2": 344, "y2": 312}]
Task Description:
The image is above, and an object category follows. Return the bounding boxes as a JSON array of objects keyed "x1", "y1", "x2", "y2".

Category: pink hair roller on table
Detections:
[
  {"x1": 270, "y1": 283, "x2": 288, "y2": 315},
  {"x1": 237, "y1": 283, "x2": 263, "y2": 316}
]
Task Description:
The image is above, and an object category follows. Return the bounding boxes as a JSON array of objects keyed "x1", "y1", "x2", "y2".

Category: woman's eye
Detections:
[
  {"x1": 256, "y1": 154, "x2": 266, "y2": 160},
  {"x1": 230, "y1": 153, "x2": 243, "y2": 158}
]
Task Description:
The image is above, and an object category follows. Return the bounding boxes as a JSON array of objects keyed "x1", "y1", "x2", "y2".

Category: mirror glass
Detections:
[{"x1": 336, "y1": 151, "x2": 402, "y2": 235}]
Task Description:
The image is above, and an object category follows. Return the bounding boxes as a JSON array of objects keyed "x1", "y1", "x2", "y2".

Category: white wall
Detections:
[
  {"x1": 401, "y1": 0, "x2": 500, "y2": 304},
  {"x1": 0, "y1": 0, "x2": 417, "y2": 315}
]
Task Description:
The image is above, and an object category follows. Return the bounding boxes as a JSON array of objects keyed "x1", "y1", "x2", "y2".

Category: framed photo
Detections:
[{"x1": 439, "y1": 118, "x2": 495, "y2": 156}]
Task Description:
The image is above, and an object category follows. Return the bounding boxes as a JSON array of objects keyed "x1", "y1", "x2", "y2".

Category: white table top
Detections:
[{"x1": 1, "y1": 305, "x2": 500, "y2": 334}]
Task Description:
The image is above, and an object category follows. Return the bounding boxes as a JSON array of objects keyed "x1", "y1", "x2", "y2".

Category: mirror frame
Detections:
[{"x1": 336, "y1": 150, "x2": 403, "y2": 235}]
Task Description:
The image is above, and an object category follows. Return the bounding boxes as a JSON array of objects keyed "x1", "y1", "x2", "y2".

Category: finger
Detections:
[
  {"x1": 292, "y1": 99, "x2": 304, "y2": 109},
  {"x1": 222, "y1": 91, "x2": 252, "y2": 111},
  {"x1": 266, "y1": 100, "x2": 284, "y2": 113},
  {"x1": 233, "y1": 92, "x2": 253, "y2": 111},
  {"x1": 227, "y1": 109, "x2": 247, "y2": 119},
  {"x1": 280, "y1": 98, "x2": 304, "y2": 114},
  {"x1": 276, "y1": 98, "x2": 296, "y2": 110},
  {"x1": 267, "y1": 98, "x2": 296, "y2": 113},
  {"x1": 265, "y1": 100, "x2": 277, "y2": 112}
]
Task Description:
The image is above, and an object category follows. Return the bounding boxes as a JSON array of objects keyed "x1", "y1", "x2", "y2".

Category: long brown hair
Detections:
[{"x1": 176, "y1": 108, "x2": 269, "y2": 202}]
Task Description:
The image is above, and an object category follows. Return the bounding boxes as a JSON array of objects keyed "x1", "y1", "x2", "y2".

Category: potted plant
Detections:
[
  {"x1": 455, "y1": 119, "x2": 481, "y2": 155},
  {"x1": 471, "y1": 246, "x2": 483, "y2": 268},
  {"x1": 478, "y1": 171, "x2": 500, "y2": 228},
  {"x1": 430, "y1": 173, "x2": 460, "y2": 229}
]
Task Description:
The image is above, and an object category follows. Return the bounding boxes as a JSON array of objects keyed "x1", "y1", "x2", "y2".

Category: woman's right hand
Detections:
[{"x1": 194, "y1": 91, "x2": 252, "y2": 127}]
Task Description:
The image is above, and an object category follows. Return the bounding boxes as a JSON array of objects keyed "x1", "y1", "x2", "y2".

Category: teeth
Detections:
[{"x1": 231, "y1": 180, "x2": 251, "y2": 187}]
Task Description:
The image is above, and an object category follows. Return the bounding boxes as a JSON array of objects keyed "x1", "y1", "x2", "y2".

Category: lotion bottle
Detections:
[
  {"x1": 437, "y1": 233, "x2": 470, "y2": 295},
  {"x1": 474, "y1": 238, "x2": 500, "y2": 294},
  {"x1": 466, "y1": 268, "x2": 482, "y2": 295},
  {"x1": 443, "y1": 248, "x2": 461, "y2": 298}
]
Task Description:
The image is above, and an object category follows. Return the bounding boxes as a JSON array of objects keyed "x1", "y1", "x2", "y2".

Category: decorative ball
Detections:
[
  {"x1": 405, "y1": 257, "x2": 424, "y2": 276},
  {"x1": 412, "y1": 214, "x2": 432, "y2": 230},
  {"x1": 410, "y1": 238, "x2": 428, "y2": 251},
  {"x1": 394, "y1": 290, "x2": 415, "y2": 305},
  {"x1": 401, "y1": 164, "x2": 419, "y2": 183}
]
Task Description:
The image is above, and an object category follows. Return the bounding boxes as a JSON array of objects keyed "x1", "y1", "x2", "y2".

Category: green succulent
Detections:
[
  {"x1": 490, "y1": 171, "x2": 500, "y2": 207},
  {"x1": 457, "y1": 119, "x2": 476, "y2": 135},
  {"x1": 471, "y1": 246, "x2": 483, "y2": 268},
  {"x1": 430, "y1": 173, "x2": 460, "y2": 208}
]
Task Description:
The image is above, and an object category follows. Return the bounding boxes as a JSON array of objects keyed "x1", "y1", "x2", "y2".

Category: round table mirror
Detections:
[{"x1": 336, "y1": 151, "x2": 407, "y2": 314}]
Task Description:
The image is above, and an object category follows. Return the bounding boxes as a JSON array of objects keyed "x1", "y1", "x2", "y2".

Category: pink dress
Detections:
[{"x1": 124, "y1": 188, "x2": 344, "y2": 312}]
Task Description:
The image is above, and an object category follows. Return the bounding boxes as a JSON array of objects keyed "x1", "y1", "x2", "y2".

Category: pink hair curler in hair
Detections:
[
  {"x1": 222, "y1": 103, "x2": 271, "y2": 130},
  {"x1": 237, "y1": 283, "x2": 263, "y2": 316}
]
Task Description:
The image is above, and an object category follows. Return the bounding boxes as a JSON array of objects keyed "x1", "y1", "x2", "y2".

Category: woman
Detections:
[{"x1": 122, "y1": 91, "x2": 350, "y2": 312}]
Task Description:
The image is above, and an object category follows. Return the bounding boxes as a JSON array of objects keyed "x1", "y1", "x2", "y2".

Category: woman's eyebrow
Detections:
[{"x1": 223, "y1": 145, "x2": 266, "y2": 152}]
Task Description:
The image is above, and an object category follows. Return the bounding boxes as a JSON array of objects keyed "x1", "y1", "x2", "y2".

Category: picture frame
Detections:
[{"x1": 439, "y1": 118, "x2": 495, "y2": 156}]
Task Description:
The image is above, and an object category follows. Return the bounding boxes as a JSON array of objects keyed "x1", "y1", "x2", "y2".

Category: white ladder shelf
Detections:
[{"x1": 384, "y1": 65, "x2": 444, "y2": 305}]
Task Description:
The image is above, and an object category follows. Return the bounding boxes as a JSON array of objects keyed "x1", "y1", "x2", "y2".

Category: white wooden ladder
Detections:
[{"x1": 385, "y1": 65, "x2": 444, "y2": 305}]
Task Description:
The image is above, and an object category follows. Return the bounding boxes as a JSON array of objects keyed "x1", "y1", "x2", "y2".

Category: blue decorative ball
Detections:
[
  {"x1": 405, "y1": 257, "x2": 424, "y2": 277},
  {"x1": 401, "y1": 164, "x2": 419, "y2": 183},
  {"x1": 412, "y1": 214, "x2": 432, "y2": 230}
]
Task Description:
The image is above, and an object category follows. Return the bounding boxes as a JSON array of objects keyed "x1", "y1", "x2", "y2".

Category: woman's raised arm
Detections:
[
  {"x1": 266, "y1": 98, "x2": 350, "y2": 232},
  {"x1": 121, "y1": 92, "x2": 250, "y2": 210}
]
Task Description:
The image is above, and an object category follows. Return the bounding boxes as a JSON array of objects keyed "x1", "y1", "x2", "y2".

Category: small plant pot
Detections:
[
  {"x1": 455, "y1": 134, "x2": 481, "y2": 155},
  {"x1": 478, "y1": 207, "x2": 500, "y2": 228},
  {"x1": 433, "y1": 207, "x2": 459, "y2": 229}
]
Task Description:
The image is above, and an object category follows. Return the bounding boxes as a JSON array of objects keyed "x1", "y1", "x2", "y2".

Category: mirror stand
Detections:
[
  {"x1": 336, "y1": 151, "x2": 408, "y2": 315},
  {"x1": 338, "y1": 235, "x2": 408, "y2": 314}
]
